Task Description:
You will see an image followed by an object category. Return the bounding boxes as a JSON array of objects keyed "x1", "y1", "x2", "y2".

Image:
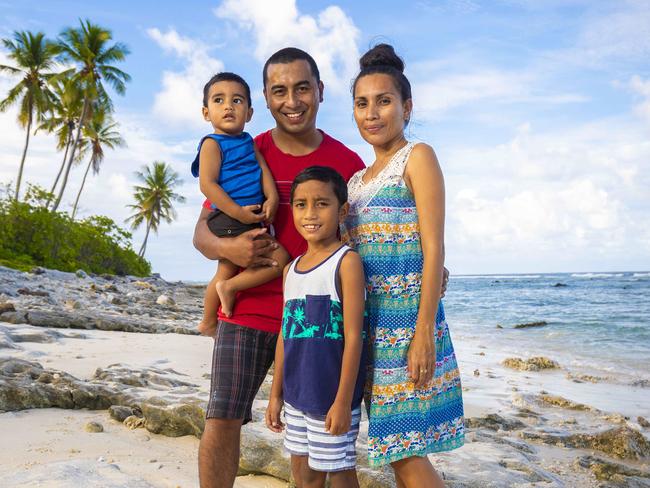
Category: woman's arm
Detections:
[
  {"x1": 325, "y1": 251, "x2": 365, "y2": 435},
  {"x1": 404, "y1": 143, "x2": 445, "y2": 389}
]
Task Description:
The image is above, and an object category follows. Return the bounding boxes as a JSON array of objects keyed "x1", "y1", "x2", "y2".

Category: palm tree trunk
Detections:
[
  {"x1": 71, "y1": 157, "x2": 92, "y2": 220},
  {"x1": 14, "y1": 114, "x2": 32, "y2": 201},
  {"x1": 139, "y1": 219, "x2": 152, "y2": 258},
  {"x1": 50, "y1": 134, "x2": 72, "y2": 196},
  {"x1": 52, "y1": 96, "x2": 89, "y2": 212}
]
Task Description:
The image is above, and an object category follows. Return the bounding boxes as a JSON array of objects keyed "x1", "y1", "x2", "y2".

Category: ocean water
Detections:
[{"x1": 443, "y1": 272, "x2": 650, "y2": 382}]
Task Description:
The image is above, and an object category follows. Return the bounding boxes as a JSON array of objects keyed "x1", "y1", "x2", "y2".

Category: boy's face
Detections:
[
  {"x1": 291, "y1": 179, "x2": 348, "y2": 246},
  {"x1": 263, "y1": 60, "x2": 324, "y2": 138},
  {"x1": 203, "y1": 80, "x2": 253, "y2": 135}
]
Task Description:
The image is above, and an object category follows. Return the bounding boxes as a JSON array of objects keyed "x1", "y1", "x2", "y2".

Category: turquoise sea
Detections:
[{"x1": 444, "y1": 272, "x2": 650, "y2": 383}]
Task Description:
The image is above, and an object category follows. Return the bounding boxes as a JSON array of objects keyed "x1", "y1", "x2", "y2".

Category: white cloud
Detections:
[
  {"x1": 416, "y1": 0, "x2": 480, "y2": 14},
  {"x1": 413, "y1": 70, "x2": 587, "y2": 120},
  {"x1": 543, "y1": 2, "x2": 650, "y2": 68},
  {"x1": 577, "y1": 3, "x2": 650, "y2": 63},
  {"x1": 214, "y1": 0, "x2": 360, "y2": 93},
  {"x1": 147, "y1": 28, "x2": 224, "y2": 128},
  {"x1": 629, "y1": 75, "x2": 650, "y2": 123},
  {"x1": 452, "y1": 180, "x2": 623, "y2": 251},
  {"x1": 443, "y1": 118, "x2": 650, "y2": 270}
]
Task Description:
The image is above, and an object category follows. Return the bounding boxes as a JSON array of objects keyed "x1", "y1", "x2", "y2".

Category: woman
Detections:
[{"x1": 343, "y1": 44, "x2": 464, "y2": 487}]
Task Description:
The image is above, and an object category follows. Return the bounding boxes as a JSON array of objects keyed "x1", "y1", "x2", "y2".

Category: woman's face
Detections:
[{"x1": 353, "y1": 73, "x2": 411, "y2": 149}]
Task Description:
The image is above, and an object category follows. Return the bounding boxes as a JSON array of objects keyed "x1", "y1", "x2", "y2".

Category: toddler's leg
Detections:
[
  {"x1": 330, "y1": 469, "x2": 360, "y2": 488},
  {"x1": 198, "y1": 271, "x2": 220, "y2": 337},
  {"x1": 199, "y1": 261, "x2": 237, "y2": 336},
  {"x1": 216, "y1": 243, "x2": 290, "y2": 317}
]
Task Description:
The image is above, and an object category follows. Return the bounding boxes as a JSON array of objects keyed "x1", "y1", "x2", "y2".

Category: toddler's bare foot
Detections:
[
  {"x1": 215, "y1": 280, "x2": 236, "y2": 318},
  {"x1": 198, "y1": 320, "x2": 218, "y2": 337}
]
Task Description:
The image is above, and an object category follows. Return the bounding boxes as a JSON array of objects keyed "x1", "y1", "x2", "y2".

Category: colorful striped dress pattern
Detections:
[{"x1": 343, "y1": 142, "x2": 464, "y2": 466}]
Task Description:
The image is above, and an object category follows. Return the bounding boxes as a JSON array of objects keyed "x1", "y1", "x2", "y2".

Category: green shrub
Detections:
[{"x1": 0, "y1": 185, "x2": 150, "y2": 276}]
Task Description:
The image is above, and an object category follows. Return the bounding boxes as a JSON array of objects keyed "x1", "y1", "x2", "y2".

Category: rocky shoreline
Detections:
[{"x1": 1, "y1": 265, "x2": 649, "y2": 487}]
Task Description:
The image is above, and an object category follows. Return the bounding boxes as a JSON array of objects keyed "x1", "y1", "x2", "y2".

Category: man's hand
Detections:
[
  {"x1": 325, "y1": 400, "x2": 351, "y2": 436},
  {"x1": 440, "y1": 266, "x2": 450, "y2": 298},
  {"x1": 222, "y1": 228, "x2": 278, "y2": 268},
  {"x1": 193, "y1": 207, "x2": 278, "y2": 266},
  {"x1": 265, "y1": 396, "x2": 285, "y2": 433}
]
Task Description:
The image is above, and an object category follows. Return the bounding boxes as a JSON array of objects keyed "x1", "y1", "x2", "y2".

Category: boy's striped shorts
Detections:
[{"x1": 283, "y1": 402, "x2": 361, "y2": 472}]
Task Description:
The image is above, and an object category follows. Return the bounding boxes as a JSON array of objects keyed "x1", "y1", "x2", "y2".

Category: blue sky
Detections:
[{"x1": 1, "y1": 0, "x2": 649, "y2": 280}]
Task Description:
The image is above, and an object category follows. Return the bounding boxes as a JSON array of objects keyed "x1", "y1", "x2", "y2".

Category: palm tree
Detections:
[
  {"x1": 51, "y1": 19, "x2": 130, "y2": 212},
  {"x1": 36, "y1": 77, "x2": 84, "y2": 198},
  {"x1": 125, "y1": 162, "x2": 185, "y2": 258},
  {"x1": 0, "y1": 30, "x2": 58, "y2": 201},
  {"x1": 71, "y1": 110, "x2": 125, "y2": 219}
]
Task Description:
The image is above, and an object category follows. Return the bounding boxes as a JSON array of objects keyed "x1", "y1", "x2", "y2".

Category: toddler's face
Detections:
[{"x1": 203, "y1": 80, "x2": 252, "y2": 135}]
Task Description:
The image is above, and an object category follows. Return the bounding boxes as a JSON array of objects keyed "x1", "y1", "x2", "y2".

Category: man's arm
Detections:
[{"x1": 192, "y1": 206, "x2": 277, "y2": 267}]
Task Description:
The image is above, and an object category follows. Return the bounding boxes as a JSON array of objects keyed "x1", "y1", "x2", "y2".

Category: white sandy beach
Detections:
[
  {"x1": 0, "y1": 329, "x2": 284, "y2": 487},
  {"x1": 1, "y1": 267, "x2": 649, "y2": 487}
]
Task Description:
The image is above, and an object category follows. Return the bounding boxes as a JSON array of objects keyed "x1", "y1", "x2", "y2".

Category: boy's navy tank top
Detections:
[{"x1": 281, "y1": 245, "x2": 367, "y2": 416}]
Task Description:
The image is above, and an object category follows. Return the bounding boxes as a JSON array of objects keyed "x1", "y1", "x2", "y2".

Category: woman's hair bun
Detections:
[{"x1": 359, "y1": 44, "x2": 405, "y2": 72}]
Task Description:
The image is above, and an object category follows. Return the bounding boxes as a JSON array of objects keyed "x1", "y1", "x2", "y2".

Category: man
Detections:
[{"x1": 193, "y1": 48, "x2": 365, "y2": 488}]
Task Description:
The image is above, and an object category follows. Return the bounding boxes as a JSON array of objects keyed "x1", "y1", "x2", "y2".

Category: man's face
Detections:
[{"x1": 263, "y1": 60, "x2": 324, "y2": 137}]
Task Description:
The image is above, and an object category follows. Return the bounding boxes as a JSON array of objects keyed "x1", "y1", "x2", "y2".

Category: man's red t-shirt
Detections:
[{"x1": 205, "y1": 129, "x2": 365, "y2": 333}]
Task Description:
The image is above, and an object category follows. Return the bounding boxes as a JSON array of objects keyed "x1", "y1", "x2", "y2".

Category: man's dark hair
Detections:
[
  {"x1": 203, "y1": 72, "x2": 251, "y2": 107},
  {"x1": 290, "y1": 166, "x2": 347, "y2": 206},
  {"x1": 263, "y1": 47, "x2": 320, "y2": 88}
]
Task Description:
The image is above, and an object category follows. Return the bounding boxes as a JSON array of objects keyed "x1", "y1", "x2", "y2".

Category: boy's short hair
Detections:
[
  {"x1": 290, "y1": 166, "x2": 347, "y2": 206},
  {"x1": 263, "y1": 47, "x2": 321, "y2": 88},
  {"x1": 203, "y1": 72, "x2": 251, "y2": 107}
]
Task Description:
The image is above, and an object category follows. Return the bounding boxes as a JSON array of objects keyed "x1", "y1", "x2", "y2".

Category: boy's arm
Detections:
[
  {"x1": 265, "y1": 332, "x2": 285, "y2": 433},
  {"x1": 325, "y1": 251, "x2": 365, "y2": 435},
  {"x1": 265, "y1": 264, "x2": 290, "y2": 433},
  {"x1": 198, "y1": 138, "x2": 265, "y2": 225},
  {"x1": 254, "y1": 144, "x2": 279, "y2": 222}
]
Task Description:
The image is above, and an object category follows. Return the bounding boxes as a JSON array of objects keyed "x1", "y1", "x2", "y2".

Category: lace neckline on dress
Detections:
[{"x1": 348, "y1": 142, "x2": 415, "y2": 215}]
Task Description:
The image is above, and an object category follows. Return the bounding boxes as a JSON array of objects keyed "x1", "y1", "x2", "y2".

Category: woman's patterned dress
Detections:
[{"x1": 343, "y1": 142, "x2": 464, "y2": 467}]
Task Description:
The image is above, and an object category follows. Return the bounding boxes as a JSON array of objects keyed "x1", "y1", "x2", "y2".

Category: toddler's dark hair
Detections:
[
  {"x1": 352, "y1": 43, "x2": 412, "y2": 104},
  {"x1": 203, "y1": 72, "x2": 251, "y2": 107},
  {"x1": 290, "y1": 166, "x2": 347, "y2": 206}
]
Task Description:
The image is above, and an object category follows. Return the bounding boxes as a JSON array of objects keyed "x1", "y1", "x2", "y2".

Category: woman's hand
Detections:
[
  {"x1": 440, "y1": 266, "x2": 449, "y2": 298},
  {"x1": 407, "y1": 324, "x2": 436, "y2": 389}
]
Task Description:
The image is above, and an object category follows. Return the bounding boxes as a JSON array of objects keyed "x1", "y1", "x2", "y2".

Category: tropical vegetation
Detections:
[
  {"x1": 0, "y1": 31, "x2": 58, "y2": 201},
  {"x1": 0, "y1": 184, "x2": 150, "y2": 276},
  {"x1": 126, "y1": 162, "x2": 186, "y2": 258},
  {"x1": 0, "y1": 20, "x2": 184, "y2": 275}
]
